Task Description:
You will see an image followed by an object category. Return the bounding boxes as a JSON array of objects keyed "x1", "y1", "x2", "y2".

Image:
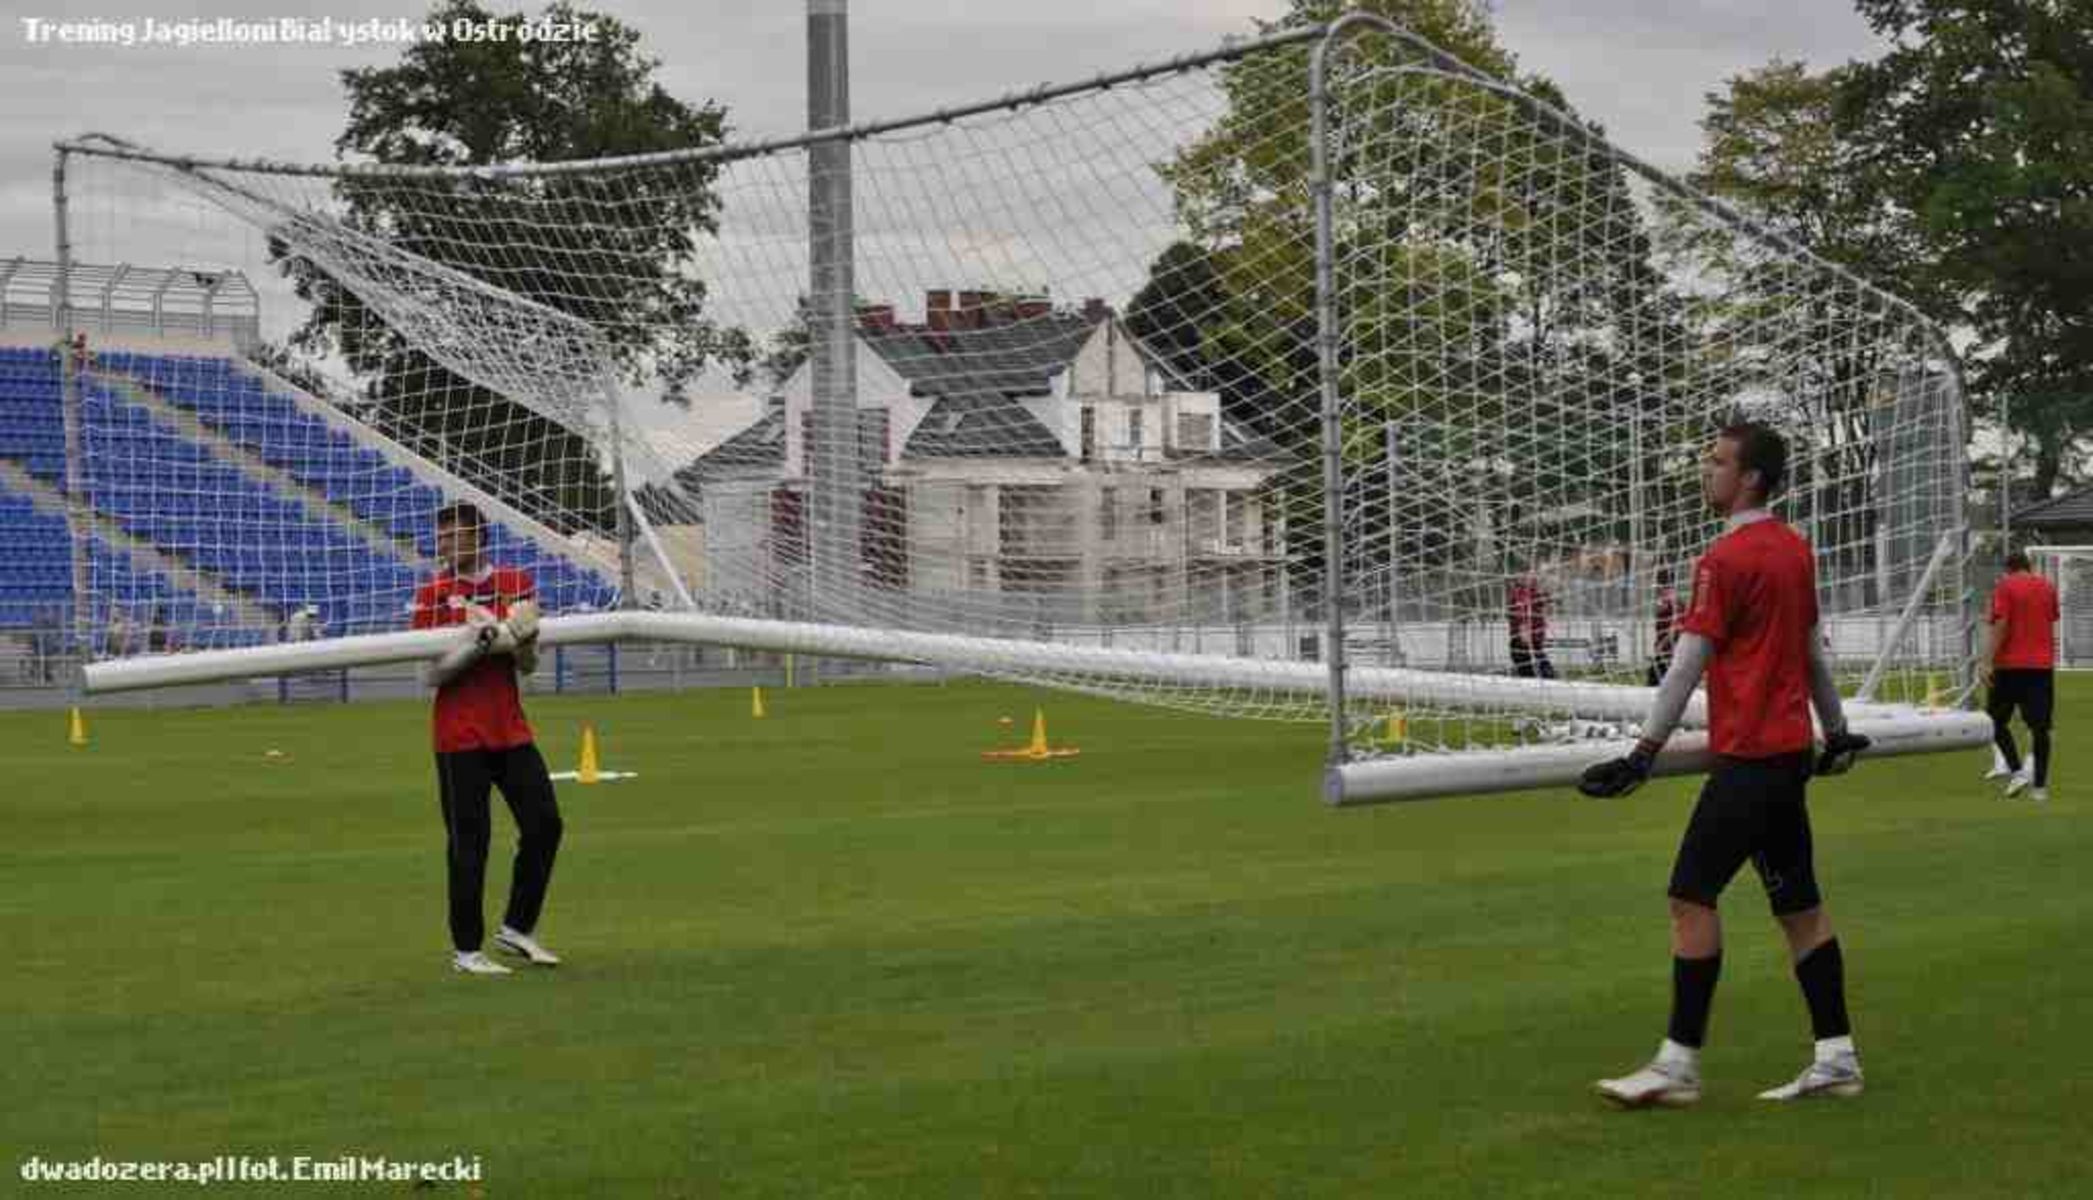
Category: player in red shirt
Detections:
[
  {"x1": 1580, "y1": 422, "x2": 1870, "y2": 1108},
  {"x1": 1508, "y1": 570, "x2": 1555, "y2": 679},
  {"x1": 412, "y1": 501, "x2": 564, "y2": 976},
  {"x1": 1984, "y1": 550, "x2": 2059, "y2": 801}
]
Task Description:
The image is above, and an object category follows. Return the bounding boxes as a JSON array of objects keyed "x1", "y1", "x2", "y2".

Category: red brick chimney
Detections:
[
  {"x1": 926, "y1": 289, "x2": 953, "y2": 334},
  {"x1": 855, "y1": 302, "x2": 896, "y2": 333}
]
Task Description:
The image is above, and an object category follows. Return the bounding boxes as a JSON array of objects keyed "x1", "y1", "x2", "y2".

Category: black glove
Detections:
[
  {"x1": 1816, "y1": 729, "x2": 1870, "y2": 777},
  {"x1": 1578, "y1": 741, "x2": 1659, "y2": 798}
]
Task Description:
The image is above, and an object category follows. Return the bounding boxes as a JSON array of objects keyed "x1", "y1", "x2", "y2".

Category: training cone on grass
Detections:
[
  {"x1": 549, "y1": 723, "x2": 637, "y2": 783},
  {"x1": 982, "y1": 707, "x2": 1080, "y2": 761},
  {"x1": 752, "y1": 686, "x2": 767, "y2": 719},
  {"x1": 67, "y1": 706, "x2": 87, "y2": 748}
]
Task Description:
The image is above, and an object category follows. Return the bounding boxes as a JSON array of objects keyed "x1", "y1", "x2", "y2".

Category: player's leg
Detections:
[
  {"x1": 1753, "y1": 767, "x2": 1862, "y2": 1100},
  {"x1": 1537, "y1": 648, "x2": 1557, "y2": 680},
  {"x1": 491, "y1": 743, "x2": 564, "y2": 965},
  {"x1": 437, "y1": 750, "x2": 507, "y2": 975},
  {"x1": 1511, "y1": 640, "x2": 1535, "y2": 678},
  {"x1": 1991, "y1": 672, "x2": 2029, "y2": 792},
  {"x1": 2026, "y1": 669, "x2": 2054, "y2": 800},
  {"x1": 1595, "y1": 766, "x2": 1755, "y2": 1108}
]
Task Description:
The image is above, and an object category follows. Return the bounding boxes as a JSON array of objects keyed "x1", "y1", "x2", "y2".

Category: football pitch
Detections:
[{"x1": 5, "y1": 679, "x2": 2089, "y2": 1197}]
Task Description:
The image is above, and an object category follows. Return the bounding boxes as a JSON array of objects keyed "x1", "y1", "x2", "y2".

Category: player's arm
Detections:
[
  {"x1": 1808, "y1": 625, "x2": 1868, "y2": 774},
  {"x1": 1578, "y1": 633, "x2": 1714, "y2": 798}
]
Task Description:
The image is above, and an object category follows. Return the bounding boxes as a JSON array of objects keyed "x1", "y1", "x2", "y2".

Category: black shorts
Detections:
[
  {"x1": 1668, "y1": 752, "x2": 1821, "y2": 916},
  {"x1": 1987, "y1": 669, "x2": 2055, "y2": 730}
]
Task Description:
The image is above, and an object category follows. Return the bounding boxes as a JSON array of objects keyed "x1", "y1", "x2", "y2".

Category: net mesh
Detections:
[{"x1": 44, "y1": 20, "x2": 1972, "y2": 750}]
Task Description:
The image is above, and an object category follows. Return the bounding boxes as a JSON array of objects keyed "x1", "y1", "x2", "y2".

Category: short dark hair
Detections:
[
  {"x1": 1718, "y1": 421, "x2": 1787, "y2": 500},
  {"x1": 2007, "y1": 549, "x2": 2032, "y2": 572},
  {"x1": 435, "y1": 500, "x2": 485, "y2": 535}
]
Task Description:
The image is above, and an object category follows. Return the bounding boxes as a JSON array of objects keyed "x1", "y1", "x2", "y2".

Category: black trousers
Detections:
[
  {"x1": 1511, "y1": 639, "x2": 1556, "y2": 679},
  {"x1": 1988, "y1": 669, "x2": 2056, "y2": 787},
  {"x1": 436, "y1": 744, "x2": 563, "y2": 952}
]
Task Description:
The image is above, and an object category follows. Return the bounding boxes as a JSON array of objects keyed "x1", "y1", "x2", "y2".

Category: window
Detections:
[
  {"x1": 1080, "y1": 406, "x2": 1096, "y2": 462},
  {"x1": 1149, "y1": 488, "x2": 1166, "y2": 526},
  {"x1": 1100, "y1": 486, "x2": 1118, "y2": 541},
  {"x1": 1177, "y1": 412, "x2": 1214, "y2": 452},
  {"x1": 1128, "y1": 408, "x2": 1144, "y2": 448}
]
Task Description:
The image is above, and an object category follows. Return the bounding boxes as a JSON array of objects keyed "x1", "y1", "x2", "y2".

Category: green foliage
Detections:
[
  {"x1": 1843, "y1": 0, "x2": 2093, "y2": 497},
  {"x1": 276, "y1": 0, "x2": 746, "y2": 531}
]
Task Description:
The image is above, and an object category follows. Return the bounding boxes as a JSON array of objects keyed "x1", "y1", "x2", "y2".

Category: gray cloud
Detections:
[{"x1": 3, "y1": 0, "x2": 1886, "y2": 325}]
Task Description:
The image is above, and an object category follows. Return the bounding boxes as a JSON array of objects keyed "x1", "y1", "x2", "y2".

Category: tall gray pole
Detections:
[
  {"x1": 1383, "y1": 419, "x2": 1401, "y2": 665},
  {"x1": 53, "y1": 148, "x2": 90, "y2": 682},
  {"x1": 808, "y1": 0, "x2": 858, "y2": 622},
  {"x1": 1310, "y1": 33, "x2": 1350, "y2": 773}
]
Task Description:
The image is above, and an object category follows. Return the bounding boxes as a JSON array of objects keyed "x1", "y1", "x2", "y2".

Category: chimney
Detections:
[
  {"x1": 957, "y1": 289, "x2": 991, "y2": 330},
  {"x1": 926, "y1": 289, "x2": 953, "y2": 334},
  {"x1": 1014, "y1": 295, "x2": 1052, "y2": 321},
  {"x1": 856, "y1": 302, "x2": 896, "y2": 334},
  {"x1": 1082, "y1": 297, "x2": 1110, "y2": 324}
]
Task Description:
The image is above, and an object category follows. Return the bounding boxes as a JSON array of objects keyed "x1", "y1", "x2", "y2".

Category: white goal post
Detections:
[{"x1": 49, "y1": 11, "x2": 1986, "y2": 800}]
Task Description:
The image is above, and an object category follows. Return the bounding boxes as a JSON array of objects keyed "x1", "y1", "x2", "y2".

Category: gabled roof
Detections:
[{"x1": 2012, "y1": 485, "x2": 2093, "y2": 528}]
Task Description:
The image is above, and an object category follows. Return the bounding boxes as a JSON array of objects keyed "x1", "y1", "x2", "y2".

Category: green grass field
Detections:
[{"x1": 5, "y1": 679, "x2": 2090, "y2": 1197}]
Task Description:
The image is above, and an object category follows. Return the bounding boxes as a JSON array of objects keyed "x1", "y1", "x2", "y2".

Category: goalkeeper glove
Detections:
[
  {"x1": 465, "y1": 604, "x2": 519, "y2": 655},
  {"x1": 1816, "y1": 728, "x2": 1870, "y2": 777},
  {"x1": 1578, "y1": 740, "x2": 1660, "y2": 799},
  {"x1": 506, "y1": 598, "x2": 540, "y2": 645}
]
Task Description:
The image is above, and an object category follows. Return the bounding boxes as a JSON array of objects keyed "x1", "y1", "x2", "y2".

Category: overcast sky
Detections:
[
  {"x1": 0, "y1": 0, "x2": 1887, "y2": 453},
  {"x1": 0, "y1": 0, "x2": 1886, "y2": 257}
]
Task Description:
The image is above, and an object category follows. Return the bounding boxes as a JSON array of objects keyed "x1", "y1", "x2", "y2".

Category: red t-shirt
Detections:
[
  {"x1": 1990, "y1": 571, "x2": 2059, "y2": 670},
  {"x1": 1508, "y1": 578, "x2": 1548, "y2": 644},
  {"x1": 1677, "y1": 517, "x2": 1818, "y2": 759},
  {"x1": 411, "y1": 566, "x2": 537, "y2": 753}
]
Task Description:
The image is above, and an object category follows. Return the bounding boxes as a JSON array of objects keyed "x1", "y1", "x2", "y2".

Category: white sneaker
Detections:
[
  {"x1": 494, "y1": 925, "x2": 561, "y2": 966},
  {"x1": 1595, "y1": 1057, "x2": 1702, "y2": 1109},
  {"x1": 452, "y1": 950, "x2": 512, "y2": 976},
  {"x1": 2031, "y1": 787, "x2": 2050, "y2": 803},
  {"x1": 2005, "y1": 774, "x2": 2032, "y2": 799},
  {"x1": 1983, "y1": 764, "x2": 2012, "y2": 780},
  {"x1": 1758, "y1": 1051, "x2": 1863, "y2": 1101}
]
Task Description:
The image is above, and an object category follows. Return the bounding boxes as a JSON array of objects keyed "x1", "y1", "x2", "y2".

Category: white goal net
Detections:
[{"x1": 43, "y1": 14, "x2": 1979, "y2": 791}]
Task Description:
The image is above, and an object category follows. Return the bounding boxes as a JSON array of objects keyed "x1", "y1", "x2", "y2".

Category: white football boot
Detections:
[
  {"x1": 452, "y1": 950, "x2": 512, "y2": 976},
  {"x1": 1596, "y1": 1043, "x2": 1702, "y2": 1109},
  {"x1": 1758, "y1": 1044, "x2": 1863, "y2": 1101},
  {"x1": 494, "y1": 925, "x2": 562, "y2": 966}
]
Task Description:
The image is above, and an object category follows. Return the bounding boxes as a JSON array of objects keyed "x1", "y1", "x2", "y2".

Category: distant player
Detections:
[
  {"x1": 1984, "y1": 550, "x2": 2059, "y2": 802},
  {"x1": 1579, "y1": 422, "x2": 1871, "y2": 1107},
  {"x1": 412, "y1": 501, "x2": 564, "y2": 975},
  {"x1": 1508, "y1": 569, "x2": 1555, "y2": 679},
  {"x1": 1646, "y1": 568, "x2": 1680, "y2": 687}
]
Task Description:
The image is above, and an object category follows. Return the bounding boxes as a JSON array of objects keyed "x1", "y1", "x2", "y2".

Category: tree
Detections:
[
  {"x1": 1158, "y1": 0, "x2": 1675, "y2": 588},
  {"x1": 276, "y1": 0, "x2": 747, "y2": 531},
  {"x1": 1677, "y1": 59, "x2": 1943, "y2": 580},
  {"x1": 1842, "y1": 0, "x2": 2093, "y2": 499}
]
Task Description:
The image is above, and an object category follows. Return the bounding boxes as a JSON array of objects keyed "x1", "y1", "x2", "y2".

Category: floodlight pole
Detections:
[{"x1": 808, "y1": 0, "x2": 859, "y2": 623}]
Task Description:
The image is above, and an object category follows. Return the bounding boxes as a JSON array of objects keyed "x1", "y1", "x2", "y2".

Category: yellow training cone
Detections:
[
  {"x1": 752, "y1": 686, "x2": 767, "y2": 719},
  {"x1": 983, "y1": 707, "x2": 1080, "y2": 761},
  {"x1": 67, "y1": 706, "x2": 87, "y2": 748},
  {"x1": 577, "y1": 724, "x2": 602, "y2": 785},
  {"x1": 549, "y1": 722, "x2": 635, "y2": 784}
]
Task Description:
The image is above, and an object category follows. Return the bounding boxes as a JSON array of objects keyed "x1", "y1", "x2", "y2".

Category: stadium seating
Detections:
[{"x1": 0, "y1": 344, "x2": 616, "y2": 646}]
